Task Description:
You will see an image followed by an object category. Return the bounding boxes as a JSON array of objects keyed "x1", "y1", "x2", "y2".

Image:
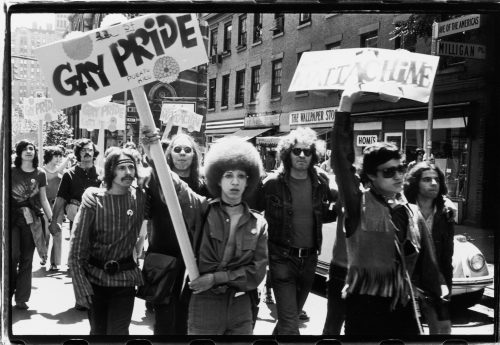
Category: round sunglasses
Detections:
[{"x1": 173, "y1": 146, "x2": 193, "y2": 154}]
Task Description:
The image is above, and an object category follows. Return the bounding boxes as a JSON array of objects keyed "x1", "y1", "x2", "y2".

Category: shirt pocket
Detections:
[{"x1": 241, "y1": 229, "x2": 259, "y2": 252}]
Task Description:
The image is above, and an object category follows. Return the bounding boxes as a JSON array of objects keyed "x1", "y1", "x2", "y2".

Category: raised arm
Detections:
[{"x1": 331, "y1": 90, "x2": 363, "y2": 237}]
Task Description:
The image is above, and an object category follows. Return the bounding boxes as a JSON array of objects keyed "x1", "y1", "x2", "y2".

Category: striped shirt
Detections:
[{"x1": 69, "y1": 186, "x2": 146, "y2": 302}]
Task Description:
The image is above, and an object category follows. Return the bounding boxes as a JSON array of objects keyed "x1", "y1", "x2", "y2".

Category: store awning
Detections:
[{"x1": 223, "y1": 128, "x2": 272, "y2": 141}]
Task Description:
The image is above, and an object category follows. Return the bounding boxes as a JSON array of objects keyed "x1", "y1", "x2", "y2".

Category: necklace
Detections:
[{"x1": 221, "y1": 200, "x2": 242, "y2": 208}]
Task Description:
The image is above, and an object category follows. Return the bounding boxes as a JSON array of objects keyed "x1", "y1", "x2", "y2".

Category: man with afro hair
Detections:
[{"x1": 142, "y1": 131, "x2": 268, "y2": 335}]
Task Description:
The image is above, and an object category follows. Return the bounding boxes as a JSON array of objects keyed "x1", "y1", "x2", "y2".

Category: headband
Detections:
[{"x1": 113, "y1": 158, "x2": 135, "y2": 169}]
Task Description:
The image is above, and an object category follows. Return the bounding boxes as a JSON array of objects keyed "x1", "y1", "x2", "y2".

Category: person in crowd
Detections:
[
  {"x1": 49, "y1": 138, "x2": 101, "y2": 310},
  {"x1": 68, "y1": 147, "x2": 147, "y2": 335},
  {"x1": 142, "y1": 130, "x2": 268, "y2": 335},
  {"x1": 407, "y1": 147, "x2": 425, "y2": 170},
  {"x1": 146, "y1": 133, "x2": 210, "y2": 334},
  {"x1": 11, "y1": 140, "x2": 53, "y2": 310},
  {"x1": 42, "y1": 146, "x2": 66, "y2": 271},
  {"x1": 255, "y1": 127, "x2": 338, "y2": 335},
  {"x1": 49, "y1": 138, "x2": 101, "y2": 239},
  {"x1": 331, "y1": 89, "x2": 448, "y2": 336},
  {"x1": 404, "y1": 162, "x2": 455, "y2": 334}
]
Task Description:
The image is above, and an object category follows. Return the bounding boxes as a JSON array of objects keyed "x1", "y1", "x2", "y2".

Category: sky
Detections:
[{"x1": 10, "y1": 13, "x2": 55, "y2": 30}]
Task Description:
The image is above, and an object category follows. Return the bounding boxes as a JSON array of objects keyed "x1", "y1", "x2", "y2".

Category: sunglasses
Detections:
[
  {"x1": 291, "y1": 148, "x2": 312, "y2": 157},
  {"x1": 377, "y1": 164, "x2": 406, "y2": 178},
  {"x1": 173, "y1": 146, "x2": 192, "y2": 154}
]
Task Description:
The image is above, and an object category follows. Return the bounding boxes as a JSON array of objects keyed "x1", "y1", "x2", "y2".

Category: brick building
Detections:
[{"x1": 203, "y1": 12, "x2": 499, "y2": 228}]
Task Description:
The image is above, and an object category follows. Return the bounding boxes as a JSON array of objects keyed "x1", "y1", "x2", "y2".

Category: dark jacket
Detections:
[
  {"x1": 431, "y1": 206, "x2": 455, "y2": 290},
  {"x1": 255, "y1": 167, "x2": 337, "y2": 252}
]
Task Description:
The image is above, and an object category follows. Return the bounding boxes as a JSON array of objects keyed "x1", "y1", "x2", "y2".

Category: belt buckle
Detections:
[
  {"x1": 104, "y1": 260, "x2": 120, "y2": 275},
  {"x1": 298, "y1": 248, "x2": 307, "y2": 258}
]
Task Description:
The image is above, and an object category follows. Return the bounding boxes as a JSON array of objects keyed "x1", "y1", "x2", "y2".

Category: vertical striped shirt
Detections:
[{"x1": 69, "y1": 186, "x2": 145, "y2": 302}]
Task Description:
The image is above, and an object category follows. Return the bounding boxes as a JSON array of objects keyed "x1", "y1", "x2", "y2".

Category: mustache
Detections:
[
  {"x1": 122, "y1": 175, "x2": 134, "y2": 181},
  {"x1": 84, "y1": 153, "x2": 92, "y2": 158}
]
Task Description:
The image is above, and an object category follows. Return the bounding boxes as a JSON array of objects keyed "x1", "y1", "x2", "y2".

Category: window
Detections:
[
  {"x1": 253, "y1": 13, "x2": 262, "y2": 42},
  {"x1": 361, "y1": 30, "x2": 378, "y2": 47},
  {"x1": 235, "y1": 70, "x2": 245, "y2": 105},
  {"x1": 238, "y1": 15, "x2": 247, "y2": 47},
  {"x1": 271, "y1": 59, "x2": 282, "y2": 98},
  {"x1": 326, "y1": 41, "x2": 341, "y2": 50},
  {"x1": 223, "y1": 22, "x2": 232, "y2": 52},
  {"x1": 272, "y1": 13, "x2": 284, "y2": 35},
  {"x1": 299, "y1": 13, "x2": 311, "y2": 25},
  {"x1": 250, "y1": 66, "x2": 260, "y2": 102},
  {"x1": 296, "y1": 53, "x2": 308, "y2": 96},
  {"x1": 208, "y1": 78, "x2": 216, "y2": 109},
  {"x1": 210, "y1": 28, "x2": 218, "y2": 56},
  {"x1": 221, "y1": 74, "x2": 229, "y2": 107}
]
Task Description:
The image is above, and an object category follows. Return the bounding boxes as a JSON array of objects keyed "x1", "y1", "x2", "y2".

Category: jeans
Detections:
[
  {"x1": 269, "y1": 247, "x2": 318, "y2": 335},
  {"x1": 11, "y1": 218, "x2": 36, "y2": 304},
  {"x1": 188, "y1": 289, "x2": 253, "y2": 335},
  {"x1": 89, "y1": 284, "x2": 136, "y2": 335},
  {"x1": 345, "y1": 294, "x2": 420, "y2": 337},
  {"x1": 322, "y1": 263, "x2": 347, "y2": 335},
  {"x1": 44, "y1": 214, "x2": 62, "y2": 265}
]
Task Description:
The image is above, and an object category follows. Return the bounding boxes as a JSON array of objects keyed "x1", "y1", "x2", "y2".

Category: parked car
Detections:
[
  {"x1": 317, "y1": 230, "x2": 493, "y2": 309},
  {"x1": 450, "y1": 234, "x2": 493, "y2": 307}
]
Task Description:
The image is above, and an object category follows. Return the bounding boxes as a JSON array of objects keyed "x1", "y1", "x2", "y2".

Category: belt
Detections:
[
  {"x1": 288, "y1": 247, "x2": 317, "y2": 258},
  {"x1": 88, "y1": 255, "x2": 137, "y2": 275}
]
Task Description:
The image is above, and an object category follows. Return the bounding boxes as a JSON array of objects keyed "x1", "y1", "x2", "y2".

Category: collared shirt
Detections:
[
  {"x1": 69, "y1": 186, "x2": 146, "y2": 302},
  {"x1": 57, "y1": 165, "x2": 101, "y2": 202}
]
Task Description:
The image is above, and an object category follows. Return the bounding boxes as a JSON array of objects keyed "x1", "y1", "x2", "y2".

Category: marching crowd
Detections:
[{"x1": 10, "y1": 89, "x2": 456, "y2": 336}]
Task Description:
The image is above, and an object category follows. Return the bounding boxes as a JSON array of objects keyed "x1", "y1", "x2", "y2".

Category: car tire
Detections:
[{"x1": 451, "y1": 288, "x2": 485, "y2": 309}]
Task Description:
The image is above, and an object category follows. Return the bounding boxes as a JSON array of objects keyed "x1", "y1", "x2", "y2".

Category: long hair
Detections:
[
  {"x1": 14, "y1": 139, "x2": 39, "y2": 168},
  {"x1": 360, "y1": 142, "x2": 402, "y2": 184},
  {"x1": 204, "y1": 137, "x2": 263, "y2": 200},
  {"x1": 103, "y1": 147, "x2": 137, "y2": 190},
  {"x1": 73, "y1": 138, "x2": 100, "y2": 162},
  {"x1": 404, "y1": 161, "x2": 448, "y2": 209},
  {"x1": 277, "y1": 127, "x2": 319, "y2": 174},
  {"x1": 43, "y1": 146, "x2": 64, "y2": 165},
  {"x1": 165, "y1": 133, "x2": 202, "y2": 190}
]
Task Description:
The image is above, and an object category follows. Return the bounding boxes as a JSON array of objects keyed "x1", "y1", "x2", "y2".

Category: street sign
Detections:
[
  {"x1": 437, "y1": 14, "x2": 480, "y2": 38},
  {"x1": 438, "y1": 40, "x2": 486, "y2": 59},
  {"x1": 126, "y1": 116, "x2": 138, "y2": 124}
]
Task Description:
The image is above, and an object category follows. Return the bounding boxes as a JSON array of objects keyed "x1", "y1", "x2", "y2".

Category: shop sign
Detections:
[
  {"x1": 244, "y1": 113, "x2": 280, "y2": 128},
  {"x1": 438, "y1": 41, "x2": 486, "y2": 59},
  {"x1": 256, "y1": 136, "x2": 281, "y2": 146},
  {"x1": 437, "y1": 14, "x2": 480, "y2": 38},
  {"x1": 289, "y1": 48, "x2": 439, "y2": 103},
  {"x1": 289, "y1": 107, "x2": 336, "y2": 126},
  {"x1": 35, "y1": 13, "x2": 208, "y2": 109},
  {"x1": 356, "y1": 135, "x2": 378, "y2": 147}
]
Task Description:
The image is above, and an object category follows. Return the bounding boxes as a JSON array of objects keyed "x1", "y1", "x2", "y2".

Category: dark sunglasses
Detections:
[
  {"x1": 377, "y1": 164, "x2": 406, "y2": 178},
  {"x1": 173, "y1": 146, "x2": 192, "y2": 154},
  {"x1": 291, "y1": 148, "x2": 312, "y2": 157}
]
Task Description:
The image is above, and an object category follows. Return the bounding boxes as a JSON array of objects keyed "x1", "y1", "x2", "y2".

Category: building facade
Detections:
[{"x1": 203, "y1": 12, "x2": 499, "y2": 228}]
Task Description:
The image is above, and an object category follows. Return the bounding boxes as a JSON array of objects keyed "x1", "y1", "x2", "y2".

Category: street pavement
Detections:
[{"x1": 8, "y1": 220, "x2": 494, "y2": 339}]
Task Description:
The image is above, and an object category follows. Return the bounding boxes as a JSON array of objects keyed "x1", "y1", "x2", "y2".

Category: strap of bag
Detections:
[{"x1": 193, "y1": 203, "x2": 212, "y2": 261}]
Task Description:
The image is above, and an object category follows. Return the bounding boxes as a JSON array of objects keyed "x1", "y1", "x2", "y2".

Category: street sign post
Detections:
[
  {"x1": 438, "y1": 41, "x2": 486, "y2": 60},
  {"x1": 437, "y1": 14, "x2": 480, "y2": 38}
]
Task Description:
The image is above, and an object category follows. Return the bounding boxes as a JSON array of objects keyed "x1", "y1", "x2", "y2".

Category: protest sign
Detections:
[
  {"x1": 288, "y1": 48, "x2": 439, "y2": 103},
  {"x1": 22, "y1": 97, "x2": 59, "y2": 122},
  {"x1": 34, "y1": 13, "x2": 208, "y2": 109},
  {"x1": 160, "y1": 103, "x2": 202, "y2": 132},
  {"x1": 79, "y1": 101, "x2": 126, "y2": 131}
]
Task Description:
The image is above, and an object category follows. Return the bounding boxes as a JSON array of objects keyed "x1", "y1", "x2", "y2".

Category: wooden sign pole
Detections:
[
  {"x1": 131, "y1": 86, "x2": 199, "y2": 280},
  {"x1": 38, "y1": 118, "x2": 44, "y2": 163}
]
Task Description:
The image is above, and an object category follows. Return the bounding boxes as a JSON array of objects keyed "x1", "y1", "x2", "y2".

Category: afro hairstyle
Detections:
[{"x1": 203, "y1": 136, "x2": 264, "y2": 200}]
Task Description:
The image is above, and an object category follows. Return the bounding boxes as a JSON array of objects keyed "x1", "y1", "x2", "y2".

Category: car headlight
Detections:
[{"x1": 469, "y1": 253, "x2": 485, "y2": 271}]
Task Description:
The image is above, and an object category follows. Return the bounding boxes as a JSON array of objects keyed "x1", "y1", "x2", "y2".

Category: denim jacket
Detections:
[{"x1": 256, "y1": 167, "x2": 337, "y2": 253}]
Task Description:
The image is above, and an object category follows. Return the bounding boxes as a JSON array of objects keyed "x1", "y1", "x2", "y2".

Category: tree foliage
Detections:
[{"x1": 44, "y1": 112, "x2": 74, "y2": 148}]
